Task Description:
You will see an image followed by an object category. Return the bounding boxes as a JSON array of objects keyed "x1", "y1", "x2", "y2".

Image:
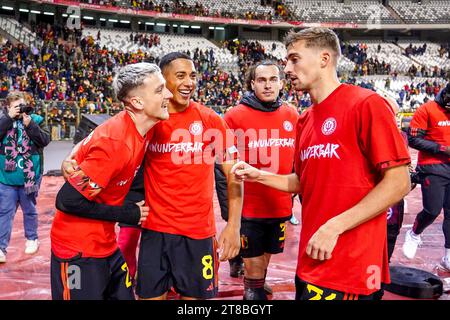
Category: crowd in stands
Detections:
[
  {"x1": 129, "y1": 32, "x2": 161, "y2": 49},
  {"x1": 342, "y1": 42, "x2": 449, "y2": 78},
  {"x1": 395, "y1": 79, "x2": 444, "y2": 110},
  {"x1": 341, "y1": 43, "x2": 392, "y2": 76},
  {"x1": 438, "y1": 44, "x2": 450, "y2": 59},
  {"x1": 1, "y1": 20, "x2": 448, "y2": 139},
  {"x1": 78, "y1": 0, "x2": 292, "y2": 21},
  {"x1": 404, "y1": 43, "x2": 427, "y2": 57},
  {"x1": 407, "y1": 64, "x2": 447, "y2": 78}
]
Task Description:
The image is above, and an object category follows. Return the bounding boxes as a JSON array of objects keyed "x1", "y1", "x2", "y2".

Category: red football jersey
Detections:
[
  {"x1": 51, "y1": 111, "x2": 150, "y2": 258},
  {"x1": 142, "y1": 101, "x2": 237, "y2": 239},
  {"x1": 409, "y1": 100, "x2": 450, "y2": 166},
  {"x1": 294, "y1": 84, "x2": 410, "y2": 295},
  {"x1": 224, "y1": 104, "x2": 299, "y2": 219}
]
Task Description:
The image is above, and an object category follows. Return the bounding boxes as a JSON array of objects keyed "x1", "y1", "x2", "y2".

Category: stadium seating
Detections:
[
  {"x1": 348, "y1": 41, "x2": 417, "y2": 73},
  {"x1": 82, "y1": 0, "x2": 277, "y2": 20},
  {"x1": 254, "y1": 39, "x2": 356, "y2": 73},
  {"x1": 82, "y1": 27, "x2": 238, "y2": 69},
  {"x1": 286, "y1": 0, "x2": 397, "y2": 23},
  {"x1": 0, "y1": 16, "x2": 42, "y2": 49},
  {"x1": 370, "y1": 75, "x2": 447, "y2": 109},
  {"x1": 80, "y1": 0, "x2": 450, "y2": 24},
  {"x1": 176, "y1": 0, "x2": 275, "y2": 18},
  {"x1": 397, "y1": 42, "x2": 450, "y2": 71},
  {"x1": 390, "y1": 0, "x2": 450, "y2": 24}
]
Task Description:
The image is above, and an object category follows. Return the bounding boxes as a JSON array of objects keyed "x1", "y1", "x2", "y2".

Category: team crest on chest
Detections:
[
  {"x1": 189, "y1": 122, "x2": 203, "y2": 136},
  {"x1": 321, "y1": 118, "x2": 337, "y2": 136},
  {"x1": 283, "y1": 120, "x2": 293, "y2": 132}
]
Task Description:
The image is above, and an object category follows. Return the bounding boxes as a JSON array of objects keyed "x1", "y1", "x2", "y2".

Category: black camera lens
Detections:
[{"x1": 18, "y1": 103, "x2": 33, "y2": 115}]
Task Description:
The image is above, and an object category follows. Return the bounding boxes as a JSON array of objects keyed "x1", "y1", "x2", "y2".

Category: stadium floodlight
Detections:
[
  {"x1": 62, "y1": 13, "x2": 68, "y2": 17},
  {"x1": 2, "y1": 6, "x2": 14, "y2": 11},
  {"x1": 100, "y1": 18, "x2": 106, "y2": 21},
  {"x1": 120, "y1": 20, "x2": 130, "y2": 24},
  {"x1": 156, "y1": 23, "x2": 166, "y2": 27},
  {"x1": 83, "y1": 16, "x2": 94, "y2": 20},
  {"x1": 145, "y1": 22, "x2": 154, "y2": 25},
  {"x1": 19, "y1": 8, "x2": 30, "y2": 13},
  {"x1": 208, "y1": 26, "x2": 215, "y2": 30},
  {"x1": 44, "y1": 12, "x2": 55, "y2": 16},
  {"x1": 191, "y1": 26, "x2": 201, "y2": 29},
  {"x1": 215, "y1": 27, "x2": 225, "y2": 30},
  {"x1": 173, "y1": 24, "x2": 178, "y2": 27},
  {"x1": 180, "y1": 25, "x2": 189, "y2": 28},
  {"x1": 108, "y1": 19, "x2": 118, "y2": 23},
  {"x1": 30, "y1": 10, "x2": 41, "y2": 14},
  {"x1": 138, "y1": 21, "x2": 142, "y2": 24},
  {"x1": 70, "y1": 15, "x2": 80, "y2": 19}
]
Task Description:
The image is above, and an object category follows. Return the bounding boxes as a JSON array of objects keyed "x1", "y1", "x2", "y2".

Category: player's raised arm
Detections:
[{"x1": 231, "y1": 160, "x2": 301, "y2": 193}]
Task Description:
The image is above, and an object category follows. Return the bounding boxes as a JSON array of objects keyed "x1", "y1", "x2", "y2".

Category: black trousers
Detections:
[{"x1": 413, "y1": 174, "x2": 450, "y2": 248}]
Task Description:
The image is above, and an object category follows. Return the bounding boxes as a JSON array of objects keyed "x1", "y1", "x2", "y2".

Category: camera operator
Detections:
[
  {"x1": 403, "y1": 82, "x2": 450, "y2": 271},
  {"x1": 0, "y1": 91, "x2": 50, "y2": 263}
]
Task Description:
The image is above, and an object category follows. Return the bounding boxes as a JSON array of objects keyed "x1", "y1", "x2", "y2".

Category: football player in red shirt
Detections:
[
  {"x1": 224, "y1": 60, "x2": 299, "y2": 300},
  {"x1": 136, "y1": 52, "x2": 242, "y2": 300},
  {"x1": 231, "y1": 28, "x2": 411, "y2": 300},
  {"x1": 51, "y1": 63, "x2": 172, "y2": 300},
  {"x1": 403, "y1": 83, "x2": 450, "y2": 271}
]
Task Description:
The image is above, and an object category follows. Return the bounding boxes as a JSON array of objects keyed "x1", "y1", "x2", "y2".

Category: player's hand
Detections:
[
  {"x1": 22, "y1": 114, "x2": 32, "y2": 127},
  {"x1": 8, "y1": 105, "x2": 20, "y2": 119},
  {"x1": 217, "y1": 224, "x2": 241, "y2": 262},
  {"x1": 61, "y1": 158, "x2": 79, "y2": 180},
  {"x1": 230, "y1": 161, "x2": 261, "y2": 182},
  {"x1": 306, "y1": 220, "x2": 341, "y2": 261},
  {"x1": 135, "y1": 200, "x2": 149, "y2": 225}
]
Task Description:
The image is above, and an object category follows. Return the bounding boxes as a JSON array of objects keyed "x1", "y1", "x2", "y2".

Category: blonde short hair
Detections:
[{"x1": 284, "y1": 27, "x2": 342, "y2": 60}]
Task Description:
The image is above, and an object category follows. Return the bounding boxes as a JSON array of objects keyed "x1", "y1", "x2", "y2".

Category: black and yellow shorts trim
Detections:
[
  {"x1": 50, "y1": 249, "x2": 134, "y2": 300},
  {"x1": 240, "y1": 219, "x2": 288, "y2": 258},
  {"x1": 295, "y1": 276, "x2": 382, "y2": 301},
  {"x1": 136, "y1": 229, "x2": 219, "y2": 299}
]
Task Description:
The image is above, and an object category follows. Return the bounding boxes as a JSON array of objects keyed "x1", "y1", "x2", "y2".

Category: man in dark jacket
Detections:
[
  {"x1": 403, "y1": 83, "x2": 450, "y2": 271},
  {"x1": 0, "y1": 91, "x2": 50, "y2": 263}
]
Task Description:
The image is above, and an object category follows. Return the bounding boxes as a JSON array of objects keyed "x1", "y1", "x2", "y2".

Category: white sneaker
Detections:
[
  {"x1": 0, "y1": 250, "x2": 5, "y2": 263},
  {"x1": 402, "y1": 229, "x2": 422, "y2": 259},
  {"x1": 25, "y1": 239, "x2": 39, "y2": 255},
  {"x1": 440, "y1": 257, "x2": 450, "y2": 272},
  {"x1": 290, "y1": 215, "x2": 300, "y2": 225}
]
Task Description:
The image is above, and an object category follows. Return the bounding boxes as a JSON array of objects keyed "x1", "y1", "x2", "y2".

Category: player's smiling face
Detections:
[
  {"x1": 284, "y1": 40, "x2": 322, "y2": 92},
  {"x1": 163, "y1": 58, "x2": 197, "y2": 109},
  {"x1": 251, "y1": 65, "x2": 283, "y2": 103},
  {"x1": 139, "y1": 73, "x2": 172, "y2": 121}
]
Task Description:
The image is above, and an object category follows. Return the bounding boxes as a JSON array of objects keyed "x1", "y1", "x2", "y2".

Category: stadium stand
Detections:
[
  {"x1": 82, "y1": 27, "x2": 238, "y2": 70},
  {"x1": 390, "y1": 0, "x2": 450, "y2": 24},
  {"x1": 398, "y1": 42, "x2": 450, "y2": 71},
  {"x1": 286, "y1": 0, "x2": 398, "y2": 24}
]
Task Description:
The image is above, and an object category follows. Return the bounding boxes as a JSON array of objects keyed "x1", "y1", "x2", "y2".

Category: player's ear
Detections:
[
  {"x1": 129, "y1": 96, "x2": 144, "y2": 111},
  {"x1": 320, "y1": 50, "x2": 331, "y2": 68},
  {"x1": 251, "y1": 80, "x2": 255, "y2": 91}
]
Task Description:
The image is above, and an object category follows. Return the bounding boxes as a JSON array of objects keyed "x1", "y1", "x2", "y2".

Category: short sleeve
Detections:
[
  {"x1": 210, "y1": 113, "x2": 239, "y2": 162},
  {"x1": 358, "y1": 95, "x2": 411, "y2": 170},
  {"x1": 68, "y1": 136, "x2": 127, "y2": 199}
]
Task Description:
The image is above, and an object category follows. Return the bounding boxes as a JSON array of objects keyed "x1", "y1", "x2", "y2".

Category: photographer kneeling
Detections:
[{"x1": 0, "y1": 92, "x2": 50, "y2": 263}]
